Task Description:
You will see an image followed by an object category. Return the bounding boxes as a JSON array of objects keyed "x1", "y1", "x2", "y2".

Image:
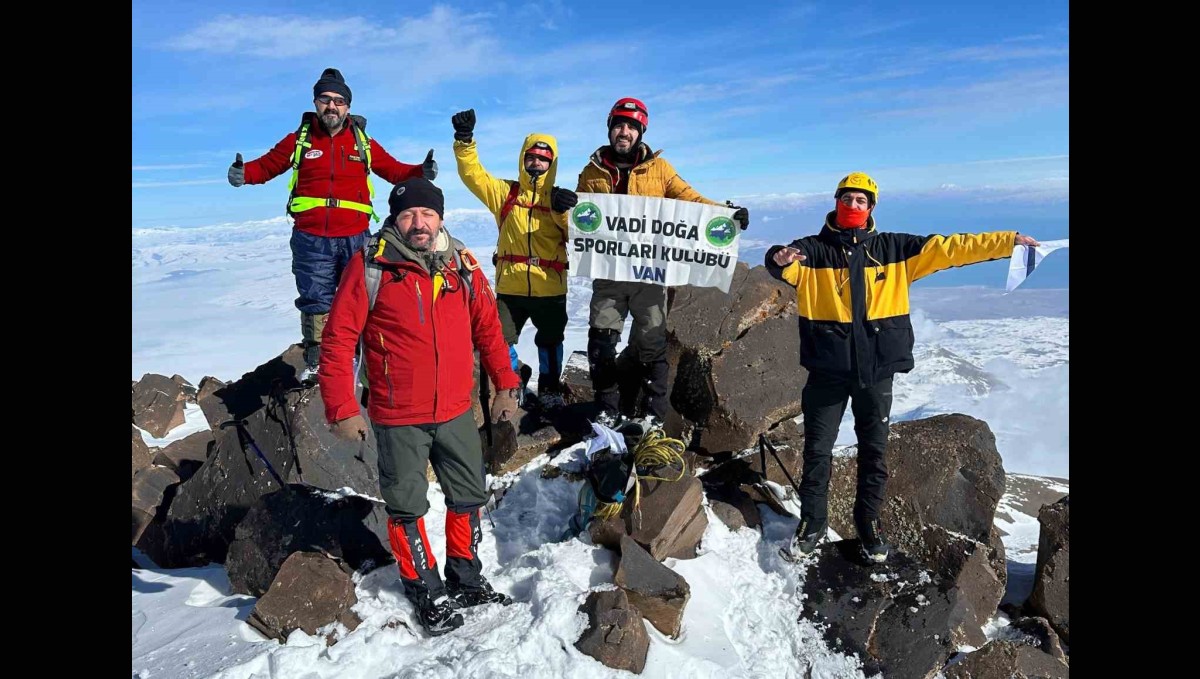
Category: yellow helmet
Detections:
[{"x1": 836, "y1": 172, "x2": 878, "y2": 205}]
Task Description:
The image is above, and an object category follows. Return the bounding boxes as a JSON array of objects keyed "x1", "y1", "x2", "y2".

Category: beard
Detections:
[
  {"x1": 402, "y1": 229, "x2": 434, "y2": 251},
  {"x1": 320, "y1": 109, "x2": 347, "y2": 131},
  {"x1": 609, "y1": 129, "x2": 639, "y2": 159}
]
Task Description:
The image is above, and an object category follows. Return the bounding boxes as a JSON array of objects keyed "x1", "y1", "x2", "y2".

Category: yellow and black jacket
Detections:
[
  {"x1": 455, "y1": 133, "x2": 569, "y2": 297},
  {"x1": 765, "y1": 212, "x2": 1016, "y2": 385}
]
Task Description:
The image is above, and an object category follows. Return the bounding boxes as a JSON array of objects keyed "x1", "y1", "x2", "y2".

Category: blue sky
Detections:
[{"x1": 132, "y1": 0, "x2": 1068, "y2": 286}]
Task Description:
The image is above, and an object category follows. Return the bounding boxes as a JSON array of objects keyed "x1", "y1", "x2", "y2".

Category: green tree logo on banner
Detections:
[
  {"x1": 705, "y1": 216, "x2": 737, "y2": 248},
  {"x1": 571, "y1": 202, "x2": 602, "y2": 233}
]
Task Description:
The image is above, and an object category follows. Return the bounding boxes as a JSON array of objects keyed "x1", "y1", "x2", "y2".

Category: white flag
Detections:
[{"x1": 1007, "y1": 238, "x2": 1069, "y2": 292}]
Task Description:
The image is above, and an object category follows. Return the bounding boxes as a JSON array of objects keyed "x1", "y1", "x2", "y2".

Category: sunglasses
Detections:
[{"x1": 315, "y1": 95, "x2": 348, "y2": 107}]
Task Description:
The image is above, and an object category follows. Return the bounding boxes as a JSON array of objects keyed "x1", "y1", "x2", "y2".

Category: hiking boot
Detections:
[
  {"x1": 856, "y1": 516, "x2": 890, "y2": 564},
  {"x1": 410, "y1": 593, "x2": 464, "y2": 636},
  {"x1": 786, "y1": 516, "x2": 828, "y2": 558},
  {"x1": 299, "y1": 362, "x2": 319, "y2": 384},
  {"x1": 537, "y1": 390, "x2": 567, "y2": 411},
  {"x1": 447, "y1": 578, "x2": 513, "y2": 608}
]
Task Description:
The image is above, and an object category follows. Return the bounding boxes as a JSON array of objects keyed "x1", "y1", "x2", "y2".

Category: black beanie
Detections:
[
  {"x1": 313, "y1": 67, "x2": 352, "y2": 105},
  {"x1": 388, "y1": 179, "x2": 444, "y2": 219},
  {"x1": 609, "y1": 116, "x2": 644, "y2": 136}
]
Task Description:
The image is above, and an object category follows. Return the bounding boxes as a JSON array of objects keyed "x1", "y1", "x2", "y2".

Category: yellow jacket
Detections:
[
  {"x1": 576, "y1": 143, "x2": 722, "y2": 204},
  {"x1": 454, "y1": 134, "x2": 569, "y2": 297}
]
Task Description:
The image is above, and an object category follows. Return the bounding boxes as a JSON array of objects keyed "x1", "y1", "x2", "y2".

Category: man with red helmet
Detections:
[{"x1": 576, "y1": 97, "x2": 749, "y2": 422}]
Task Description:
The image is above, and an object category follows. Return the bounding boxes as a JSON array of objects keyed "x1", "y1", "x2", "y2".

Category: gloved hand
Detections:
[
  {"x1": 422, "y1": 149, "x2": 438, "y2": 180},
  {"x1": 551, "y1": 187, "x2": 578, "y2": 213},
  {"x1": 451, "y1": 109, "x2": 476, "y2": 143},
  {"x1": 726, "y1": 201, "x2": 749, "y2": 230},
  {"x1": 330, "y1": 414, "x2": 368, "y2": 442},
  {"x1": 228, "y1": 153, "x2": 245, "y2": 187},
  {"x1": 490, "y1": 388, "x2": 520, "y2": 423}
]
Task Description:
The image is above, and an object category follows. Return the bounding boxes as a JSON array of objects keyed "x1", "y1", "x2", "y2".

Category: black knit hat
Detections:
[
  {"x1": 388, "y1": 178, "x2": 444, "y2": 219},
  {"x1": 313, "y1": 67, "x2": 352, "y2": 105}
]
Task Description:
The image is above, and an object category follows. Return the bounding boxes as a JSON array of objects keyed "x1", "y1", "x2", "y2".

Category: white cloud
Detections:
[{"x1": 164, "y1": 15, "x2": 378, "y2": 58}]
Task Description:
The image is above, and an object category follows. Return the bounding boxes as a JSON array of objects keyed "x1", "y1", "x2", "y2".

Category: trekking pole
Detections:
[
  {"x1": 759, "y1": 434, "x2": 803, "y2": 496},
  {"x1": 480, "y1": 371, "x2": 493, "y2": 448},
  {"x1": 221, "y1": 419, "x2": 288, "y2": 489}
]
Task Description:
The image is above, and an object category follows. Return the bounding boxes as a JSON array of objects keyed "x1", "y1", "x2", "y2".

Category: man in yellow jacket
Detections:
[
  {"x1": 765, "y1": 172, "x2": 1040, "y2": 564},
  {"x1": 452, "y1": 109, "x2": 578, "y2": 409},
  {"x1": 577, "y1": 97, "x2": 749, "y2": 422}
]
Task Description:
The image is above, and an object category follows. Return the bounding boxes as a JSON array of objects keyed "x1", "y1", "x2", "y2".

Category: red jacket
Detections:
[
  {"x1": 318, "y1": 232, "x2": 520, "y2": 426},
  {"x1": 243, "y1": 113, "x2": 423, "y2": 237}
]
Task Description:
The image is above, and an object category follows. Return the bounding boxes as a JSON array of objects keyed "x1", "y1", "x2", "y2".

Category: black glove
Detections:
[
  {"x1": 551, "y1": 187, "x2": 578, "y2": 213},
  {"x1": 422, "y1": 149, "x2": 437, "y2": 180},
  {"x1": 227, "y1": 153, "x2": 244, "y2": 187},
  {"x1": 451, "y1": 109, "x2": 476, "y2": 143},
  {"x1": 726, "y1": 201, "x2": 749, "y2": 230}
]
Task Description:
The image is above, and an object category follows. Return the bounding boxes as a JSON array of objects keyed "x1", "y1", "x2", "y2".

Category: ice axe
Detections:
[{"x1": 221, "y1": 418, "x2": 288, "y2": 489}]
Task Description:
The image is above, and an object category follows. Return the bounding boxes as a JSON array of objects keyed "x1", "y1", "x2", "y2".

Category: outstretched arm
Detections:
[
  {"x1": 370, "y1": 140, "x2": 424, "y2": 183},
  {"x1": 905, "y1": 231, "x2": 1020, "y2": 282},
  {"x1": 242, "y1": 133, "x2": 297, "y2": 185}
]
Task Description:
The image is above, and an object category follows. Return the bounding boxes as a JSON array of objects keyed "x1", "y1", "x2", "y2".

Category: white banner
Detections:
[{"x1": 567, "y1": 193, "x2": 740, "y2": 292}]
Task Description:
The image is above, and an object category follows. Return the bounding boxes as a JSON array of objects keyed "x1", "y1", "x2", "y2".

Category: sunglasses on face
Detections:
[{"x1": 315, "y1": 95, "x2": 348, "y2": 107}]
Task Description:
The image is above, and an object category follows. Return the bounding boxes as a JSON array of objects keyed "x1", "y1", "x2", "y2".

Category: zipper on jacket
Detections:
[
  {"x1": 325, "y1": 134, "x2": 334, "y2": 236},
  {"x1": 416, "y1": 281, "x2": 425, "y2": 325},
  {"x1": 431, "y1": 279, "x2": 440, "y2": 418},
  {"x1": 379, "y1": 332, "x2": 395, "y2": 407},
  {"x1": 527, "y1": 174, "x2": 538, "y2": 296}
]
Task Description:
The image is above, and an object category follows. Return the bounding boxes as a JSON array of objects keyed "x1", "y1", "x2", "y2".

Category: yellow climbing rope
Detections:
[{"x1": 592, "y1": 428, "x2": 687, "y2": 520}]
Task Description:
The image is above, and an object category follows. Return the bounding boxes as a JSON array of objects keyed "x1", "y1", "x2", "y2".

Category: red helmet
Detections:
[{"x1": 607, "y1": 97, "x2": 648, "y2": 132}]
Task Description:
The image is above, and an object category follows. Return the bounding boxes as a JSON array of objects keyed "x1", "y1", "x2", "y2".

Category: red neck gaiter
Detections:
[{"x1": 836, "y1": 202, "x2": 870, "y2": 229}]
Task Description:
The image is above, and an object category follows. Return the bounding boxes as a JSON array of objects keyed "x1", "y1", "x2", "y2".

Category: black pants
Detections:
[
  {"x1": 497, "y1": 294, "x2": 568, "y2": 391},
  {"x1": 798, "y1": 371, "x2": 893, "y2": 525}
]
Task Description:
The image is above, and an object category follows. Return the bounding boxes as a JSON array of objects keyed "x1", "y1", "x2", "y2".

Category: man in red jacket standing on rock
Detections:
[
  {"x1": 318, "y1": 178, "x2": 520, "y2": 636},
  {"x1": 228, "y1": 67, "x2": 437, "y2": 381}
]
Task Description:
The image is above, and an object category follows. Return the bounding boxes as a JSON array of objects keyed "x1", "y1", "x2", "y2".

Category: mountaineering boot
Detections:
[
  {"x1": 299, "y1": 312, "x2": 328, "y2": 383},
  {"x1": 782, "y1": 516, "x2": 828, "y2": 561},
  {"x1": 856, "y1": 516, "x2": 890, "y2": 564},
  {"x1": 409, "y1": 592, "x2": 465, "y2": 636},
  {"x1": 387, "y1": 516, "x2": 462, "y2": 635},
  {"x1": 447, "y1": 576, "x2": 513, "y2": 608}
]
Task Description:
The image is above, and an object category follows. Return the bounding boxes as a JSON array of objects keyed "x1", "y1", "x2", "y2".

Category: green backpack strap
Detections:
[{"x1": 286, "y1": 115, "x2": 380, "y2": 222}]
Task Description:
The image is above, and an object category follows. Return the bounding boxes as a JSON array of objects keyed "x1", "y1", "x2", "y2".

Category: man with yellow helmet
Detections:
[{"x1": 766, "y1": 172, "x2": 1039, "y2": 563}]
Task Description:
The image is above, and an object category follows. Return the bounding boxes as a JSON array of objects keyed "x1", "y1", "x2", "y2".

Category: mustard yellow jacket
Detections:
[
  {"x1": 455, "y1": 134, "x2": 569, "y2": 297},
  {"x1": 576, "y1": 143, "x2": 721, "y2": 204}
]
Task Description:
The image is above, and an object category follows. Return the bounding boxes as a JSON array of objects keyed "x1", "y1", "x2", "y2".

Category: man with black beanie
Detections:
[
  {"x1": 228, "y1": 67, "x2": 440, "y2": 382},
  {"x1": 319, "y1": 178, "x2": 521, "y2": 636}
]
